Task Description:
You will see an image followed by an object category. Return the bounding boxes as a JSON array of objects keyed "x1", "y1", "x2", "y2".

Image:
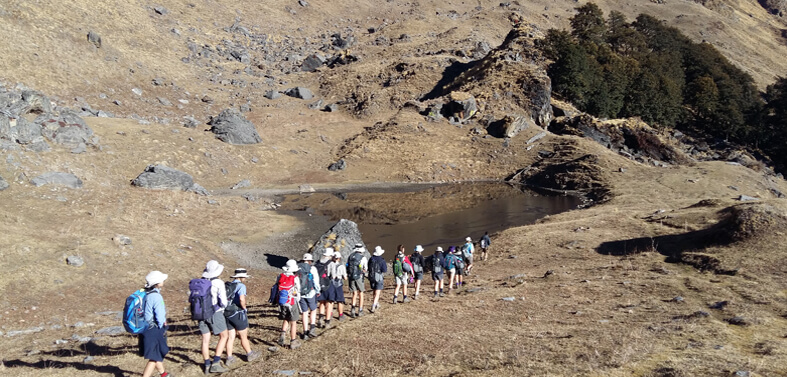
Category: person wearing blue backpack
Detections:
[
  {"x1": 139, "y1": 271, "x2": 172, "y2": 377},
  {"x1": 462, "y1": 237, "x2": 475, "y2": 274},
  {"x1": 444, "y1": 247, "x2": 458, "y2": 294},
  {"x1": 297, "y1": 253, "x2": 321, "y2": 340}
]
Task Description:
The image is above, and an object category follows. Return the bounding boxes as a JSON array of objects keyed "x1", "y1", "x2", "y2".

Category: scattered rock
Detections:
[
  {"x1": 182, "y1": 116, "x2": 200, "y2": 128},
  {"x1": 157, "y1": 97, "x2": 172, "y2": 107},
  {"x1": 725, "y1": 316, "x2": 748, "y2": 326},
  {"x1": 301, "y1": 54, "x2": 325, "y2": 72},
  {"x1": 466, "y1": 287, "x2": 485, "y2": 293},
  {"x1": 113, "y1": 235, "x2": 132, "y2": 246},
  {"x1": 311, "y1": 219, "x2": 370, "y2": 262},
  {"x1": 274, "y1": 371, "x2": 296, "y2": 376},
  {"x1": 6, "y1": 327, "x2": 44, "y2": 337},
  {"x1": 501, "y1": 297, "x2": 516, "y2": 302},
  {"x1": 0, "y1": 175, "x2": 8, "y2": 191},
  {"x1": 264, "y1": 91, "x2": 282, "y2": 100},
  {"x1": 737, "y1": 195, "x2": 757, "y2": 201},
  {"x1": 71, "y1": 143, "x2": 87, "y2": 154},
  {"x1": 308, "y1": 99, "x2": 324, "y2": 110},
  {"x1": 671, "y1": 296, "x2": 684, "y2": 303},
  {"x1": 201, "y1": 95, "x2": 214, "y2": 104},
  {"x1": 54, "y1": 339, "x2": 68, "y2": 345},
  {"x1": 527, "y1": 131, "x2": 547, "y2": 144},
  {"x1": 268, "y1": 346, "x2": 279, "y2": 352},
  {"x1": 285, "y1": 87, "x2": 314, "y2": 100},
  {"x1": 709, "y1": 301, "x2": 729, "y2": 310},
  {"x1": 328, "y1": 159, "x2": 346, "y2": 171},
  {"x1": 728, "y1": 185, "x2": 740, "y2": 191},
  {"x1": 153, "y1": 5, "x2": 168, "y2": 15},
  {"x1": 131, "y1": 165, "x2": 209, "y2": 195},
  {"x1": 87, "y1": 31, "x2": 102, "y2": 48},
  {"x1": 734, "y1": 371, "x2": 750, "y2": 377},
  {"x1": 299, "y1": 184, "x2": 315, "y2": 193},
  {"x1": 208, "y1": 109, "x2": 262, "y2": 145},
  {"x1": 231, "y1": 179, "x2": 251, "y2": 189},
  {"x1": 30, "y1": 172, "x2": 83, "y2": 188},
  {"x1": 543, "y1": 270, "x2": 554, "y2": 278},
  {"x1": 131, "y1": 88, "x2": 143, "y2": 96},
  {"x1": 83, "y1": 356, "x2": 95, "y2": 364},
  {"x1": 95, "y1": 326, "x2": 124, "y2": 336},
  {"x1": 323, "y1": 103, "x2": 339, "y2": 112},
  {"x1": 67, "y1": 255, "x2": 84, "y2": 267}
]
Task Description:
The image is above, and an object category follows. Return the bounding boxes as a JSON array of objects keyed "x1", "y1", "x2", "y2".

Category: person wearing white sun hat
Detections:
[
  {"x1": 324, "y1": 250, "x2": 348, "y2": 326},
  {"x1": 346, "y1": 244, "x2": 368, "y2": 318},
  {"x1": 274, "y1": 259, "x2": 302, "y2": 350},
  {"x1": 297, "y1": 253, "x2": 321, "y2": 340},
  {"x1": 315, "y1": 248, "x2": 334, "y2": 328},
  {"x1": 139, "y1": 271, "x2": 172, "y2": 377},
  {"x1": 368, "y1": 246, "x2": 388, "y2": 313},
  {"x1": 197, "y1": 260, "x2": 230, "y2": 374},
  {"x1": 462, "y1": 236, "x2": 475, "y2": 274},
  {"x1": 410, "y1": 245, "x2": 426, "y2": 300}
]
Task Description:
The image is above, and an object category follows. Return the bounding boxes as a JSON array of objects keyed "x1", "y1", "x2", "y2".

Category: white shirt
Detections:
[
  {"x1": 328, "y1": 261, "x2": 347, "y2": 280},
  {"x1": 302, "y1": 265, "x2": 321, "y2": 299},
  {"x1": 210, "y1": 278, "x2": 227, "y2": 311}
]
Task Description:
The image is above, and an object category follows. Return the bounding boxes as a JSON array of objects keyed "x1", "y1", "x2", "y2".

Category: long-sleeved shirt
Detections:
[
  {"x1": 328, "y1": 261, "x2": 347, "y2": 280},
  {"x1": 347, "y1": 252, "x2": 369, "y2": 275},
  {"x1": 143, "y1": 288, "x2": 166, "y2": 328},
  {"x1": 410, "y1": 253, "x2": 425, "y2": 271},
  {"x1": 210, "y1": 278, "x2": 227, "y2": 312},
  {"x1": 302, "y1": 264, "x2": 321, "y2": 299}
]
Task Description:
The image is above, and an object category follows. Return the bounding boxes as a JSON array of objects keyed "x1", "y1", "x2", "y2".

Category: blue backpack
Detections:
[
  {"x1": 445, "y1": 254, "x2": 456, "y2": 270},
  {"x1": 189, "y1": 278, "x2": 216, "y2": 321},
  {"x1": 123, "y1": 289, "x2": 152, "y2": 334}
]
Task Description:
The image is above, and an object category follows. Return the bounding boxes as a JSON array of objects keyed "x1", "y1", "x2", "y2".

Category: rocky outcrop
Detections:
[
  {"x1": 30, "y1": 172, "x2": 83, "y2": 188},
  {"x1": 0, "y1": 175, "x2": 9, "y2": 191},
  {"x1": 208, "y1": 109, "x2": 262, "y2": 145},
  {"x1": 310, "y1": 219, "x2": 370, "y2": 262},
  {"x1": 131, "y1": 165, "x2": 209, "y2": 195}
]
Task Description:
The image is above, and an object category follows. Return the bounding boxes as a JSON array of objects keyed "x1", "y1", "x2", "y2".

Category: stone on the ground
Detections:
[
  {"x1": 153, "y1": 5, "x2": 168, "y2": 14},
  {"x1": 31, "y1": 172, "x2": 83, "y2": 188},
  {"x1": 285, "y1": 87, "x2": 314, "y2": 100},
  {"x1": 444, "y1": 91, "x2": 478, "y2": 121},
  {"x1": 311, "y1": 219, "x2": 370, "y2": 262},
  {"x1": 67, "y1": 255, "x2": 84, "y2": 267},
  {"x1": 501, "y1": 297, "x2": 516, "y2": 302},
  {"x1": 182, "y1": 116, "x2": 200, "y2": 128},
  {"x1": 301, "y1": 54, "x2": 325, "y2": 72},
  {"x1": 208, "y1": 108, "x2": 262, "y2": 145},
  {"x1": 71, "y1": 143, "x2": 87, "y2": 154},
  {"x1": 231, "y1": 179, "x2": 251, "y2": 189},
  {"x1": 299, "y1": 184, "x2": 315, "y2": 193},
  {"x1": 131, "y1": 164, "x2": 209, "y2": 195},
  {"x1": 95, "y1": 326, "x2": 125, "y2": 336},
  {"x1": 37, "y1": 110, "x2": 95, "y2": 148},
  {"x1": 113, "y1": 235, "x2": 132, "y2": 246},
  {"x1": 274, "y1": 371, "x2": 295, "y2": 376},
  {"x1": 87, "y1": 31, "x2": 101, "y2": 48},
  {"x1": 328, "y1": 159, "x2": 346, "y2": 171},
  {"x1": 13, "y1": 117, "x2": 44, "y2": 144},
  {"x1": 323, "y1": 103, "x2": 339, "y2": 112},
  {"x1": 737, "y1": 195, "x2": 757, "y2": 201},
  {"x1": 7, "y1": 327, "x2": 44, "y2": 337},
  {"x1": 83, "y1": 356, "x2": 95, "y2": 364},
  {"x1": 0, "y1": 175, "x2": 8, "y2": 191},
  {"x1": 527, "y1": 131, "x2": 547, "y2": 144}
]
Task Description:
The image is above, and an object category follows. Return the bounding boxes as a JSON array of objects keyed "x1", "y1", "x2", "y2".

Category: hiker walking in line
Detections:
[
  {"x1": 314, "y1": 248, "x2": 334, "y2": 328},
  {"x1": 347, "y1": 244, "x2": 368, "y2": 318},
  {"x1": 297, "y1": 253, "x2": 321, "y2": 340},
  {"x1": 195, "y1": 260, "x2": 230, "y2": 374},
  {"x1": 410, "y1": 245, "x2": 425, "y2": 300},
  {"x1": 139, "y1": 271, "x2": 172, "y2": 377},
  {"x1": 479, "y1": 232, "x2": 491, "y2": 261},
  {"x1": 444, "y1": 246, "x2": 458, "y2": 293},
  {"x1": 275, "y1": 259, "x2": 302, "y2": 349},
  {"x1": 392, "y1": 245, "x2": 413, "y2": 304},
  {"x1": 224, "y1": 268, "x2": 260, "y2": 367},
  {"x1": 462, "y1": 237, "x2": 475, "y2": 274},
  {"x1": 430, "y1": 247, "x2": 446, "y2": 297},
  {"x1": 368, "y1": 246, "x2": 388, "y2": 313},
  {"x1": 454, "y1": 246, "x2": 466, "y2": 289},
  {"x1": 324, "y1": 250, "x2": 348, "y2": 326}
]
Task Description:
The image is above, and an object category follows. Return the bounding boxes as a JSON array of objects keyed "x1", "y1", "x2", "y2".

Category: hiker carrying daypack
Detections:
[
  {"x1": 224, "y1": 281, "x2": 241, "y2": 317},
  {"x1": 347, "y1": 251, "x2": 363, "y2": 280},
  {"x1": 188, "y1": 278, "x2": 217, "y2": 321},
  {"x1": 314, "y1": 259, "x2": 331, "y2": 292},
  {"x1": 297, "y1": 262, "x2": 315, "y2": 296},
  {"x1": 277, "y1": 273, "x2": 297, "y2": 307},
  {"x1": 444, "y1": 253, "x2": 456, "y2": 270},
  {"x1": 367, "y1": 254, "x2": 382, "y2": 281},
  {"x1": 393, "y1": 256, "x2": 404, "y2": 277},
  {"x1": 123, "y1": 289, "x2": 157, "y2": 334}
]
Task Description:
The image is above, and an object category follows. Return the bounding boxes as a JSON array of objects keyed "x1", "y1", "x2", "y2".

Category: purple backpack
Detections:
[{"x1": 189, "y1": 278, "x2": 216, "y2": 321}]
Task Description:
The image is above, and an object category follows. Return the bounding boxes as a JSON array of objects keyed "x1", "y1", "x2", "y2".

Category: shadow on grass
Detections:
[
  {"x1": 264, "y1": 253, "x2": 288, "y2": 269},
  {"x1": 3, "y1": 359, "x2": 132, "y2": 376}
]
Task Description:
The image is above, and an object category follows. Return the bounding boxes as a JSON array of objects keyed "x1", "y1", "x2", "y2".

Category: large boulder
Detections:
[
  {"x1": 208, "y1": 109, "x2": 262, "y2": 145},
  {"x1": 310, "y1": 219, "x2": 371, "y2": 261},
  {"x1": 12, "y1": 117, "x2": 43, "y2": 145},
  {"x1": 131, "y1": 165, "x2": 209, "y2": 195},
  {"x1": 36, "y1": 110, "x2": 95, "y2": 148},
  {"x1": 30, "y1": 172, "x2": 83, "y2": 188},
  {"x1": 0, "y1": 89, "x2": 52, "y2": 117}
]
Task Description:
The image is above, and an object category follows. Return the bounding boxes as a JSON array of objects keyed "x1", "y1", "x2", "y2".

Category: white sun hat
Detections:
[
  {"x1": 202, "y1": 260, "x2": 224, "y2": 279},
  {"x1": 302, "y1": 253, "x2": 314, "y2": 262},
  {"x1": 465, "y1": 237, "x2": 472, "y2": 242},
  {"x1": 414, "y1": 245, "x2": 424, "y2": 252},
  {"x1": 322, "y1": 247, "x2": 335, "y2": 257},
  {"x1": 145, "y1": 271, "x2": 168, "y2": 288},
  {"x1": 373, "y1": 246, "x2": 385, "y2": 256},
  {"x1": 436, "y1": 246, "x2": 443, "y2": 252},
  {"x1": 231, "y1": 268, "x2": 250, "y2": 279},
  {"x1": 333, "y1": 251, "x2": 342, "y2": 260},
  {"x1": 282, "y1": 259, "x2": 299, "y2": 273},
  {"x1": 352, "y1": 243, "x2": 365, "y2": 253}
]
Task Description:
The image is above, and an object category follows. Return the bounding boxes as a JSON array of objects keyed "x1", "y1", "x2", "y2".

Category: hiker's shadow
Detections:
[
  {"x1": 3, "y1": 359, "x2": 133, "y2": 377},
  {"x1": 41, "y1": 341, "x2": 135, "y2": 358},
  {"x1": 265, "y1": 253, "x2": 288, "y2": 269}
]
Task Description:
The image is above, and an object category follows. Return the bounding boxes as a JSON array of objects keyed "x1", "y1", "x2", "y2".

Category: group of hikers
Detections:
[{"x1": 128, "y1": 232, "x2": 491, "y2": 376}]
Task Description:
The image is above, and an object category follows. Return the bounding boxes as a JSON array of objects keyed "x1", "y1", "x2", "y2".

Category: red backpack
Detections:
[{"x1": 277, "y1": 274, "x2": 296, "y2": 307}]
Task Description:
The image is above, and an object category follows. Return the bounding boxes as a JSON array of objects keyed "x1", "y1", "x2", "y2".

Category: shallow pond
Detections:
[{"x1": 276, "y1": 182, "x2": 581, "y2": 260}]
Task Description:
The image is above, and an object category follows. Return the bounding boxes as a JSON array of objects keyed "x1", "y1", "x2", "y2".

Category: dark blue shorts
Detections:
[
  {"x1": 226, "y1": 311, "x2": 249, "y2": 331},
  {"x1": 139, "y1": 325, "x2": 169, "y2": 362}
]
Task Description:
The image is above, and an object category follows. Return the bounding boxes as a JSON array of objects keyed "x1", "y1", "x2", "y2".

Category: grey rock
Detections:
[
  {"x1": 328, "y1": 159, "x2": 346, "y2": 171},
  {"x1": 6, "y1": 326, "x2": 44, "y2": 337},
  {"x1": 274, "y1": 371, "x2": 296, "y2": 376},
  {"x1": 153, "y1": 5, "x2": 168, "y2": 15},
  {"x1": 264, "y1": 91, "x2": 282, "y2": 100},
  {"x1": 157, "y1": 97, "x2": 172, "y2": 107},
  {"x1": 83, "y1": 356, "x2": 95, "y2": 364},
  {"x1": 308, "y1": 99, "x2": 323, "y2": 110},
  {"x1": 501, "y1": 297, "x2": 516, "y2": 302},
  {"x1": 298, "y1": 0, "x2": 309, "y2": 6},
  {"x1": 54, "y1": 339, "x2": 69, "y2": 345},
  {"x1": 323, "y1": 103, "x2": 339, "y2": 112},
  {"x1": 96, "y1": 110, "x2": 112, "y2": 118},
  {"x1": 36, "y1": 110, "x2": 95, "y2": 148},
  {"x1": 445, "y1": 92, "x2": 478, "y2": 122},
  {"x1": 208, "y1": 108, "x2": 262, "y2": 145},
  {"x1": 301, "y1": 54, "x2": 324, "y2": 72},
  {"x1": 231, "y1": 179, "x2": 251, "y2": 189},
  {"x1": 726, "y1": 316, "x2": 748, "y2": 326},
  {"x1": 0, "y1": 175, "x2": 8, "y2": 191},
  {"x1": 132, "y1": 88, "x2": 143, "y2": 96},
  {"x1": 182, "y1": 116, "x2": 200, "y2": 129},
  {"x1": 709, "y1": 301, "x2": 729, "y2": 310},
  {"x1": 311, "y1": 219, "x2": 370, "y2": 262},
  {"x1": 20, "y1": 90, "x2": 52, "y2": 114},
  {"x1": 502, "y1": 115, "x2": 533, "y2": 138},
  {"x1": 527, "y1": 131, "x2": 547, "y2": 144},
  {"x1": 67, "y1": 255, "x2": 84, "y2": 267},
  {"x1": 113, "y1": 235, "x2": 132, "y2": 246},
  {"x1": 737, "y1": 195, "x2": 757, "y2": 201},
  {"x1": 672, "y1": 296, "x2": 684, "y2": 302},
  {"x1": 28, "y1": 140, "x2": 50, "y2": 152},
  {"x1": 95, "y1": 326, "x2": 124, "y2": 336},
  {"x1": 13, "y1": 117, "x2": 43, "y2": 144},
  {"x1": 299, "y1": 184, "x2": 315, "y2": 193},
  {"x1": 31, "y1": 172, "x2": 83, "y2": 188},
  {"x1": 87, "y1": 31, "x2": 102, "y2": 48},
  {"x1": 239, "y1": 103, "x2": 251, "y2": 113},
  {"x1": 728, "y1": 185, "x2": 739, "y2": 191},
  {"x1": 285, "y1": 87, "x2": 314, "y2": 100},
  {"x1": 734, "y1": 371, "x2": 750, "y2": 377},
  {"x1": 71, "y1": 143, "x2": 87, "y2": 154},
  {"x1": 268, "y1": 346, "x2": 279, "y2": 352},
  {"x1": 131, "y1": 164, "x2": 208, "y2": 195}
]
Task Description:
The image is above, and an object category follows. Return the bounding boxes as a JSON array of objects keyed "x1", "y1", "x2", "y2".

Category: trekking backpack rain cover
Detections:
[
  {"x1": 123, "y1": 289, "x2": 150, "y2": 334},
  {"x1": 189, "y1": 278, "x2": 216, "y2": 321}
]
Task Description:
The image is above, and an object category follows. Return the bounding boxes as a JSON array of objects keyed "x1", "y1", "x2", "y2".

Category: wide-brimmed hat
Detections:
[
  {"x1": 231, "y1": 268, "x2": 250, "y2": 279},
  {"x1": 415, "y1": 245, "x2": 424, "y2": 252},
  {"x1": 282, "y1": 259, "x2": 299, "y2": 273},
  {"x1": 322, "y1": 247, "x2": 335, "y2": 257},
  {"x1": 435, "y1": 246, "x2": 443, "y2": 252},
  {"x1": 333, "y1": 251, "x2": 342, "y2": 260},
  {"x1": 145, "y1": 271, "x2": 168, "y2": 288},
  {"x1": 373, "y1": 246, "x2": 385, "y2": 256},
  {"x1": 302, "y1": 253, "x2": 314, "y2": 262},
  {"x1": 352, "y1": 243, "x2": 365, "y2": 253},
  {"x1": 202, "y1": 260, "x2": 224, "y2": 279},
  {"x1": 465, "y1": 237, "x2": 472, "y2": 242}
]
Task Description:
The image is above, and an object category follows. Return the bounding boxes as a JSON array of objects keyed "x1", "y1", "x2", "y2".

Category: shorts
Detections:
[
  {"x1": 299, "y1": 296, "x2": 318, "y2": 312},
  {"x1": 370, "y1": 278, "x2": 384, "y2": 291},
  {"x1": 457, "y1": 266, "x2": 465, "y2": 276},
  {"x1": 349, "y1": 278, "x2": 365, "y2": 292},
  {"x1": 465, "y1": 255, "x2": 474, "y2": 265},
  {"x1": 278, "y1": 304, "x2": 300, "y2": 322},
  {"x1": 432, "y1": 272, "x2": 444, "y2": 281},
  {"x1": 139, "y1": 325, "x2": 169, "y2": 362},
  {"x1": 414, "y1": 271, "x2": 424, "y2": 281},
  {"x1": 481, "y1": 247, "x2": 488, "y2": 253},
  {"x1": 198, "y1": 311, "x2": 228, "y2": 335},
  {"x1": 395, "y1": 274, "x2": 408, "y2": 285},
  {"x1": 325, "y1": 279, "x2": 345, "y2": 303},
  {"x1": 225, "y1": 311, "x2": 249, "y2": 331}
]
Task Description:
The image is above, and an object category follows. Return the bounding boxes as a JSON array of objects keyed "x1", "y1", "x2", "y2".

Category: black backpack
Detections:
[
  {"x1": 314, "y1": 260, "x2": 330, "y2": 289},
  {"x1": 297, "y1": 262, "x2": 315, "y2": 296},
  {"x1": 224, "y1": 281, "x2": 241, "y2": 316},
  {"x1": 367, "y1": 256, "x2": 380, "y2": 279},
  {"x1": 347, "y1": 252, "x2": 363, "y2": 280}
]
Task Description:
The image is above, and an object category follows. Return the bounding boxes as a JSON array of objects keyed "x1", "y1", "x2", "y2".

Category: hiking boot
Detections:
[
  {"x1": 277, "y1": 331, "x2": 286, "y2": 347},
  {"x1": 290, "y1": 339, "x2": 302, "y2": 350},
  {"x1": 413, "y1": 295, "x2": 419, "y2": 300},
  {"x1": 439, "y1": 292, "x2": 445, "y2": 297},
  {"x1": 308, "y1": 325, "x2": 317, "y2": 337},
  {"x1": 337, "y1": 314, "x2": 344, "y2": 321},
  {"x1": 204, "y1": 364, "x2": 211, "y2": 375},
  {"x1": 349, "y1": 307, "x2": 356, "y2": 318},
  {"x1": 403, "y1": 297, "x2": 411, "y2": 303},
  {"x1": 225, "y1": 356, "x2": 238, "y2": 368},
  {"x1": 246, "y1": 350, "x2": 261, "y2": 362},
  {"x1": 358, "y1": 308, "x2": 365, "y2": 316},
  {"x1": 209, "y1": 362, "x2": 229, "y2": 373},
  {"x1": 301, "y1": 332, "x2": 310, "y2": 341},
  {"x1": 325, "y1": 320, "x2": 332, "y2": 328},
  {"x1": 392, "y1": 296, "x2": 398, "y2": 304}
]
